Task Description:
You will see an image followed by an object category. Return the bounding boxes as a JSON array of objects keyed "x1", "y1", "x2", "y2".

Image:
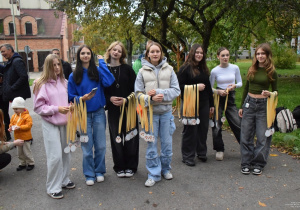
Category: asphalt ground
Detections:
[{"x1": 0, "y1": 77, "x2": 299, "y2": 210}]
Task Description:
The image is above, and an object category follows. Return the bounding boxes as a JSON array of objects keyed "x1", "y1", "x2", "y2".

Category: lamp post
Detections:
[{"x1": 10, "y1": 0, "x2": 18, "y2": 52}]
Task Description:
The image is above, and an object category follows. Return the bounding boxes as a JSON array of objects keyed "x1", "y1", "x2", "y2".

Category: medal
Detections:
[
  {"x1": 209, "y1": 119, "x2": 215, "y2": 127},
  {"x1": 116, "y1": 136, "x2": 122, "y2": 143},
  {"x1": 221, "y1": 116, "x2": 226, "y2": 123},
  {"x1": 64, "y1": 146, "x2": 70, "y2": 153},
  {"x1": 70, "y1": 144, "x2": 76, "y2": 152}
]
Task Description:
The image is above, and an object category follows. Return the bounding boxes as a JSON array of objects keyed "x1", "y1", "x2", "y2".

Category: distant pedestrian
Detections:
[
  {"x1": 33, "y1": 54, "x2": 75, "y2": 199},
  {"x1": 132, "y1": 40, "x2": 153, "y2": 74},
  {"x1": 68, "y1": 45, "x2": 114, "y2": 186},
  {"x1": 0, "y1": 109, "x2": 24, "y2": 170},
  {"x1": 135, "y1": 42, "x2": 180, "y2": 187},
  {"x1": 210, "y1": 47, "x2": 242, "y2": 161},
  {"x1": 239, "y1": 43, "x2": 278, "y2": 175},
  {"x1": 8, "y1": 97, "x2": 35, "y2": 171},
  {"x1": 0, "y1": 43, "x2": 31, "y2": 141},
  {"x1": 52, "y1": 48, "x2": 73, "y2": 80},
  {"x1": 177, "y1": 44, "x2": 214, "y2": 166},
  {"x1": 104, "y1": 41, "x2": 139, "y2": 178}
]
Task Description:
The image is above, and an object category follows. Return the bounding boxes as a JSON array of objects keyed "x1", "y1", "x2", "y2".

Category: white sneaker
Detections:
[
  {"x1": 145, "y1": 178, "x2": 156, "y2": 187},
  {"x1": 163, "y1": 172, "x2": 173, "y2": 180},
  {"x1": 86, "y1": 180, "x2": 94, "y2": 186},
  {"x1": 96, "y1": 176, "x2": 104, "y2": 182},
  {"x1": 216, "y1": 152, "x2": 224, "y2": 161}
]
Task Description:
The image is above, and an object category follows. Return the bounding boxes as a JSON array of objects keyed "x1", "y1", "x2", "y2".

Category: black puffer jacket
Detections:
[{"x1": 2, "y1": 53, "x2": 31, "y2": 101}]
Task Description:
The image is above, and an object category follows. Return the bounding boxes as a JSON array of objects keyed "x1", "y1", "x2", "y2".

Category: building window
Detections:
[
  {"x1": 9, "y1": 22, "x2": 14, "y2": 35},
  {"x1": 0, "y1": 20, "x2": 3, "y2": 34},
  {"x1": 25, "y1": 22, "x2": 32, "y2": 35}
]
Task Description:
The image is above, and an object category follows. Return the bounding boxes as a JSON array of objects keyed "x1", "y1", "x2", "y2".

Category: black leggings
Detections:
[{"x1": 0, "y1": 153, "x2": 12, "y2": 170}]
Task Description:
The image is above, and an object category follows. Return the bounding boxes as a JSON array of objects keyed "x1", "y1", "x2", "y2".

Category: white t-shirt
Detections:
[{"x1": 210, "y1": 63, "x2": 242, "y2": 90}]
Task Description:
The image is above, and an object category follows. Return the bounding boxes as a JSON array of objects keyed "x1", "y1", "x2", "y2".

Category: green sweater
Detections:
[{"x1": 241, "y1": 67, "x2": 278, "y2": 107}]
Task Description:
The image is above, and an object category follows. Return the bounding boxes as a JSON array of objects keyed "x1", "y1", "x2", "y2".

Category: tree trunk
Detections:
[{"x1": 126, "y1": 38, "x2": 133, "y2": 66}]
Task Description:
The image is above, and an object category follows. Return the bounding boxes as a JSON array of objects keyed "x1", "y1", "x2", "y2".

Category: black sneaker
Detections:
[
  {"x1": 117, "y1": 170, "x2": 125, "y2": 177},
  {"x1": 182, "y1": 160, "x2": 195, "y2": 166},
  {"x1": 48, "y1": 191, "x2": 64, "y2": 199},
  {"x1": 26, "y1": 165, "x2": 35, "y2": 171},
  {"x1": 62, "y1": 181, "x2": 76, "y2": 189},
  {"x1": 197, "y1": 156, "x2": 207, "y2": 162},
  {"x1": 125, "y1": 169, "x2": 134, "y2": 177},
  {"x1": 16, "y1": 165, "x2": 26, "y2": 171},
  {"x1": 252, "y1": 168, "x2": 262, "y2": 175},
  {"x1": 241, "y1": 167, "x2": 250, "y2": 175}
]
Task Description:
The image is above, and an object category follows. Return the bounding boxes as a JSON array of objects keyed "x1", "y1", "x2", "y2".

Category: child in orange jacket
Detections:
[{"x1": 8, "y1": 97, "x2": 35, "y2": 171}]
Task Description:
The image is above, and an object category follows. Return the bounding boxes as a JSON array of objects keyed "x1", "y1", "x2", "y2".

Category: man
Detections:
[
  {"x1": 51, "y1": 49, "x2": 73, "y2": 80},
  {"x1": 0, "y1": 44, "x2": 31, "y2": 141}
]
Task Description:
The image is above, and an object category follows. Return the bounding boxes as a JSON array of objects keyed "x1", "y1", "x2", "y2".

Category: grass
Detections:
[
  {"x1": 232, "y1": 60, "x2": 300, "y2": 158},
  {"x1": 29, "y1": 79, "x2": 34, "y2": 86}
]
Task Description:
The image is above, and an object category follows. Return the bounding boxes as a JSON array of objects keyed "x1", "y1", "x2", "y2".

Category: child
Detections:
[{"x1": 8, "y1": 97, "x2": 35, "y2": 171}]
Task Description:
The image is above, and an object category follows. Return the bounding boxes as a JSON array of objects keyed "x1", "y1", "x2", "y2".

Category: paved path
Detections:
[{"x1": 0, "y1": 88, "x2": 299, "y2": 210}]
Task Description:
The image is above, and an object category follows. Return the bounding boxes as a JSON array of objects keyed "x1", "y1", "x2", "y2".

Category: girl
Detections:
[
  {"x1": 239, "y1": 43, "x2": 278, "y2": 175},
  {"x1": 135, "y1": 42, "x2": 180, "y2": 187},
  {"x1": 33, "y1": 54, "x2": 75, "y2": 199},
  {"x1": 210, "y1": 47, "x2": 242, "y2": 161},
  {"x1": 68, "y1": 45, "x2": 114, "y2": 186},
  {"x1": 104, "y1": 41, "x2": 139, "y2": 178},
  {"x1": 178, "y1": 44, "x2": 214, "y2": 166},
  {"x1": 0, "y1": 109, "x2": 24, "y2": 170}
]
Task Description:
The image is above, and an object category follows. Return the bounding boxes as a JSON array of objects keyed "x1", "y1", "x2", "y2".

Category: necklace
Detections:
[{"x1": 110, "y1": 65, "x2": 121, "y2": 88}]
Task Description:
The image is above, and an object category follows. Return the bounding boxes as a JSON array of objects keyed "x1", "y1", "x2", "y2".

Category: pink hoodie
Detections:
[{"x1": 33, "y1": 78, "x2": 68, "y2": 125}]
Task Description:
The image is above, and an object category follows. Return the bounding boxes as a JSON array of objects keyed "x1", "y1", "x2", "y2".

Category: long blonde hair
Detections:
[
  {"x1": 247, "y1": 43, "x2": 275, "y2": 81},
  {"x1": 33, "y1": 54, "x2": 66, "y2": 94},
  {"x1": 104, "y1": 41, "x2": 127, "y2": 64}
]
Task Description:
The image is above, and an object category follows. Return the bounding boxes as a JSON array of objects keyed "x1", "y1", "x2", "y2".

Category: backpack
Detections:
[{"x1": 276, "y1": 108, "x2": 297, "y2": 133}]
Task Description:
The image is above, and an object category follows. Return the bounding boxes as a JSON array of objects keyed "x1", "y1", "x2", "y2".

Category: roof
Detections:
[{"x1": 0, "y1": 9, "x2": 65, "y2": 38}]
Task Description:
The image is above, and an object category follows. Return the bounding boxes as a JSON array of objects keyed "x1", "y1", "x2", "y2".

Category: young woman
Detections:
[
  {"x1": 68, "y1": 45, "x2": 114, "y2": 186},
  {"x1": 178, "y1": 44, "x2": 214, "y2": 166},
  {"x1": 239, "y1": 43, "x2": 278, "y2": 175},
  {"x1": 33, "y1": 54, "x2": 75, "y2": 199},
  {"x1": 104, "y1": 41, "x2": 139, "y2": 177},
  {"x1": 0, "y1": 109, "x2": 24, "y2": 170},
  {"x1": 210, "y1": 47, "x2": 242, "y2": 161},
  {"x1": 135, "y1": 42, "x2": 180, "y2": 187}
]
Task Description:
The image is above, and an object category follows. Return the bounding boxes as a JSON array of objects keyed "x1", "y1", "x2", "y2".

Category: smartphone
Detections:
[{"x1": 90, "y1": 87, "x2": 98, "y2": 94}]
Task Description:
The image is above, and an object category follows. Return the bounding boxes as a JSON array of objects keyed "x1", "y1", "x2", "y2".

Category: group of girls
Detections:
[
  {"x1": 178, "y1": 43, "x2": 278, "y2": 177},
  {"x1": 30, "y1": 40, "x2": 277, "y2": 198}
]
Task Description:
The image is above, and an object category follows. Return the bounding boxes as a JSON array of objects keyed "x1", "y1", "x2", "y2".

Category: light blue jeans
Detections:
[
  {"x1": 81, "y1": 107, "x2": 106, "y2": 181},
  {"x1": 146, "y1": 111, "x2": 176, "y2": 181},
  {"x1": 240, "y1": 95, "x2": 271, "y2": 169}
]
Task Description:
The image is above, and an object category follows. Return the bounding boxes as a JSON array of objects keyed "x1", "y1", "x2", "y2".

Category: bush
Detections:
[{"x1": 272, "y1": 43, "x2": 297, "y2": 69}]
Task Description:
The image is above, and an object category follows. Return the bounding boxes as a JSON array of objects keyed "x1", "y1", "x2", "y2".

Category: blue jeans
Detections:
[
  {"x1": 81, "y1": 108, "x2": 106, "y2": 181},
  {"x1": 240, "y1": 95, "x2": 271, "y2": 169},
  {"x1": 146, "y1": 111, "x2": 176, "y2": 181}
]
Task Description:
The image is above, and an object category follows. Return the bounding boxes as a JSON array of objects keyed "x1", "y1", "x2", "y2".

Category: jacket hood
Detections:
[
  {"x1": 7, "y1": 53, "x2": 23, "y2": 65},
  {"x1": 141, "y1": 57, "x2": 167, "y2": 70}
]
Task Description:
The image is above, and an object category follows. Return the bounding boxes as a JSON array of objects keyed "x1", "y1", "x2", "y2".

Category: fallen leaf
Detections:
[
  {"x1": 71, "y1": 168, "x2": 77, "y2": 171},
  {"x1": 282, "y1": 164, "x2": 287, "y2": 167},
  {"x1": 149, "y1": 191, "x2": 152, "y2": 194},
  {"x1": 172, "y1": 191, "x2": 175, "y2": 195},
  {"x1": 153, "y1": 203, "x2": 158, "y2": 207},
  {"x1": 99, "y1": 203, "x2": 102, "y2": 206},
  {"x1": 238, "y1": 187, "x2": 244, "y2": 189},
  {"x1": 258, "y1": 201, "x2": 267, "y2": 207},
  {"x1": 288, "y1": 169, "x2": 293, "y2": 172},
  {"x1": 269, "y1": 154, "x2": 278, "y2": 157}
]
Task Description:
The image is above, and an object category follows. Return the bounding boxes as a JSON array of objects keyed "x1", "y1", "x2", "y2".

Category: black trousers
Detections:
[
  {"x1": 212, "y1": 90, "x2": 241, "y2": 152},
  {"x1": 181, "y1": 99, "x2": 210, "y2": 162},
  {"x1": 0, "y1": 153, "x2": 12, "y2": 170},
  {"x1": 107, "y1": 109, "x2": 139, "y2": 173},
  {"x1": 0, "y1": 96, "x2": 11, "y2": 140}
]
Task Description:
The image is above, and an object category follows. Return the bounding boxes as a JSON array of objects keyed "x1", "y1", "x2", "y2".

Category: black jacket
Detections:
[
  {"x1": 61, "y1": 59, "x2": 73, "y2": 81},
  {"x1": 1, "y1": 53, "x2": 31, "y2": 101}
]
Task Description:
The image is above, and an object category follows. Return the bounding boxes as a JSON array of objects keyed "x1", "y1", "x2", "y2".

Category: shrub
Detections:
[{"x1": 272, "y1": 43, "x2": 297, "y2": 69}]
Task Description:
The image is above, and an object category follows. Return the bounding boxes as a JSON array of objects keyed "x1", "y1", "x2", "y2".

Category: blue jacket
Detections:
[{"x1": 68, "y1": 59, "x2": 115, "y2": 112}]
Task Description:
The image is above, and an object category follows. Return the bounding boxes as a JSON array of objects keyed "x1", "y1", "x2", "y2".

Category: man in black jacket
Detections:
[
  {"x1": 51, "y1": 49, "x2": 73, "y2": 80},
  {"x1": 0, "y1": 44, "x2": 31, "y2": 140}
]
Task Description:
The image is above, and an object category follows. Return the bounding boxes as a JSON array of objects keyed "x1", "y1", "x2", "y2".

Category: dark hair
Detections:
[
  {"x1": 182, "y1": 44, "x2": 209, "y2": 76},
  {"x1": 51, "y1": 48, "x2": 60, "y2": 53},
  {"x1": 217, "y1": 47, "x2": 229, "y2": 56},
  {"x1": 73, "y1": 45, "x2": 99, "y2": 85},
  {"x1": 0, "y1": 43, "x2": 14, "y2": 53}
]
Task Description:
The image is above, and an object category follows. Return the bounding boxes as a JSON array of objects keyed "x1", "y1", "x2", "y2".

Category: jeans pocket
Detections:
[{"x1": 169, "y1": 115, "x2": 176, "y2": 135}]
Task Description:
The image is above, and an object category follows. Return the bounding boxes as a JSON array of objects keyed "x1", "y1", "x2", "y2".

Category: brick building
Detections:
[{"x1": 0, "y1": 0, "x2": 80, "y2": 72}]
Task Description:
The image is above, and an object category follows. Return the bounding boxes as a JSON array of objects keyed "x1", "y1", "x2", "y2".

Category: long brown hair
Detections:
[
  {"x1": 0, "y1": 109, "x2": 6, "y2": 143},
  {"x1": 104, "y1": 41, "x2": 127, "y2": 64},
  {"x1": 181, "y1": 44, "x2": 209, "y2": 77},
  {"x1": 145, "y1": 42, "x2": 164, "y2": 65},
  {"x1": 33, "y1": 54, "x2": 66, "y2": 94},
  {"x1": 247, "y1": 43, "x2": 275, "y2": 81}
]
